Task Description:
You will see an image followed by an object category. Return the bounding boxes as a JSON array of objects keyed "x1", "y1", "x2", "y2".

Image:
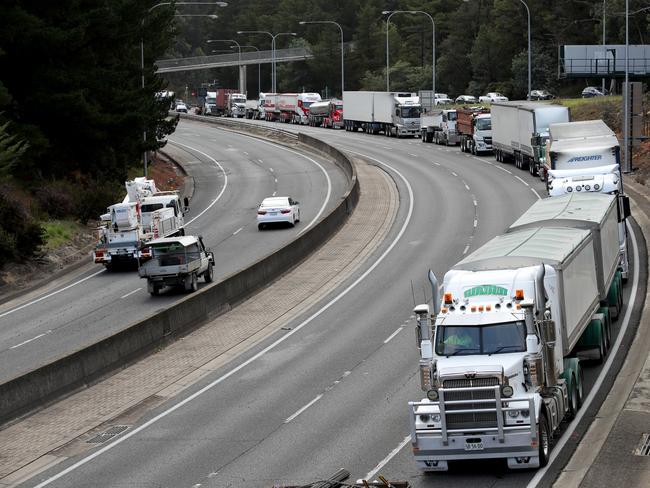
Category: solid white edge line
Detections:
[
  {"x1": 0, "y1": 270, "x2": 105, "y2": 319},
  {"x1": 284, "y1": 394, "x2": 323, "y2": 423},
  {"x1": 531, "y1": 188, "x2": 542, "y2": 199},
  {"x1": 120, "y1": 288, "x2": 142, "y2": 299},
  {"x1": 364, "y1": 435, "x2": 411, "y2": 481},
  {"x1": 33, "y1": 150, "x2": 414, "y2": 488},
  {"x1": 515, "y1": 175, "x2": 530, "y2": 187},
  {"x1": 526, "y1": 219, "x2": 640, "y2": 488},
  {"x1": 167, "y1": 140, "x2": 228, "y2": 227},
  {"x1": 383, "y1": 327, "x2": 404, "y2": 344}
]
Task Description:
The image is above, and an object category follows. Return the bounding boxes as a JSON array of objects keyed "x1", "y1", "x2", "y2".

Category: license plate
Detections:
[
  {"x1": 270, "y1": 212, "x2": 278, "y2": 216},
  {"x1": 464, "y1": 441, "x2": 484, "y2": 451}
]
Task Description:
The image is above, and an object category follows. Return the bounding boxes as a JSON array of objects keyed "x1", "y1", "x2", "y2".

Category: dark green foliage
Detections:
[
  {"x1": 34, "y1": 181, "x2": 76, "y2": 219},
  {"x1": 162, "y1": 0, "x2": 649, "y2": 99},
  {"x1": 0, "y1": 186, "x2": 44, "y2": 266}
]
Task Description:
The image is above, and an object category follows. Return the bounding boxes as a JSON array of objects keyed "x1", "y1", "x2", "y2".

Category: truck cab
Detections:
[
  {"x1": 227, "y1": 93, "x2": 247, "y2": 118},
  {"x1": 390, "y1": 94, "x2": 421, "y2": 137},
  {"x1": 472, "y1": 113, "x2": 492, "y2": 153}
]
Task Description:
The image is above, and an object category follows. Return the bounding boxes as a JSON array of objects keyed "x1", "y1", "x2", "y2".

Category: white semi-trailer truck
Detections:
[
  {"x1": 492, "y1": 102, "x2": 570, "y2": 176},
  {"x1": 343, "y1": 91, "x2": 421, "y2": 137},
  {"x1": 408, "y1": 199, "x2": 624, "y2": 471},
  {"x1": 545, "y1": 120, "x2": 629, "y2": 280}
]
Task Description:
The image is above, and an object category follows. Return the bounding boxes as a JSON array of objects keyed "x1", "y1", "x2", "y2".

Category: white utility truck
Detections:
[
  {"x1": 93, "y1": 178, "x2": 188, "y2": 269},
  {"x1": 492, "y1": 102, "x2": 570, "y2": 176},
  {"x1": 545, "y1": 120, "x2": 629, "y2": 280},
  {"x1": 409, "y1": 199, "x2": 624, "y2": 471},
  {"x1": 343, "y1": 91, "x2": 421, "y2": 137}
]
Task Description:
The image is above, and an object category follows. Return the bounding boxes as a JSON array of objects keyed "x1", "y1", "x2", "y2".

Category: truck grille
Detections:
[
  {"x1": 442, "y1": 377, "x2": 499, "y2": 431},
  {"x1": 483, "y1": 137, "x2": 493, "y2": 145}
]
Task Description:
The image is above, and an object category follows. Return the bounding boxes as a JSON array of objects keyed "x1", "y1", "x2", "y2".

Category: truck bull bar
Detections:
[{"x1": 409, "y1": 385, "x2": 537, "y2": 445}]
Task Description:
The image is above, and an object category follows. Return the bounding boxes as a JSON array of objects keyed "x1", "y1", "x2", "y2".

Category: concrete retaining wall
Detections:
[{"x1": 0, "y1": 125, "x2": 358, "y2": 423}]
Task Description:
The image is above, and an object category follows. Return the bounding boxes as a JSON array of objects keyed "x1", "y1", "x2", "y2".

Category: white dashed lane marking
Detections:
[
  {"x1": 120, "y1": 288, "x2": 142, "y2": 299},
  {"x1": 384, "y1": 327, "x2": 405, "y2": 344}
]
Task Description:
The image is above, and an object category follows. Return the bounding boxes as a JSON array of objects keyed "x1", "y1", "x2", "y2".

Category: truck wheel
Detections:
[
  {"x1": 538, "y1": 413, "x2": 551, "y2": 467},
  {"x1": 204, "y1": 262, "x2": 214, "y2": 283},
  {"x1": 471, "y1": 143, "x2": 476, "y2": 155},
  {"x1": 596, "y1": 320, "x2": 607, "y2": 363},
  {"x1": 186, "y1": 272, "x2": 198, "y2": 292},
  {"x1": 568, "y1": 373, "x2": 580, "y2": 418}
]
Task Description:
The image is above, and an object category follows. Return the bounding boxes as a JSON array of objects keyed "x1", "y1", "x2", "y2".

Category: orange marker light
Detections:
[
  {"x1": 471, "y1": 306, "x2": 477, "y2": 312},
  {"x1": 486, "y1": 305, "x2": 492, "y2": 311},
  {"x1": 516, "y1": 304, "x2": 522, "y2": 310},
  {"x1": 515, "y1": 289, "x2": 524, "y2": 300},
  {"x1": 478, "y1": 305, "x2": 484, "y2": 312},
  {"x1": 441, "y1": 307, "x2": 448, "y2": 314},
  {"x1": 444, "y1": 292, "x2": 453, "y2": 304}
]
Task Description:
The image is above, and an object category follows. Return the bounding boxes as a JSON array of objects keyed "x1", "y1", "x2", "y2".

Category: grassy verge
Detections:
[{"x1": 41, "y1": 220, "x2": 81, "y2": 250}]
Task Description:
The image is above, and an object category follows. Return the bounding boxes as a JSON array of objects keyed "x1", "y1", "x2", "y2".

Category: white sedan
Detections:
[{"x1": 257, "y1": 196, "x2": 301, "y2": 230}]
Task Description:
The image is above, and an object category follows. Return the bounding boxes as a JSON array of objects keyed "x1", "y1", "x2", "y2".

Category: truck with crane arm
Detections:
[{"x1": 408, "y1": 192, "x2": 625, "y2": 471}]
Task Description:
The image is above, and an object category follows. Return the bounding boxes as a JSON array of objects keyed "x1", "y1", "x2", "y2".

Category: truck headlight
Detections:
[
  {"x1": 521, "y1": 410, "x2": 530, "y2": 418},
  {"x1": 427, "y1": 389, "x2": 439, "y2": 401},
  {"x1": 508, "y1": 410, "x2": 520, "y2": 418},
  {"x1": 501, "y1": 385, "x2": 514, "y2": 398}
]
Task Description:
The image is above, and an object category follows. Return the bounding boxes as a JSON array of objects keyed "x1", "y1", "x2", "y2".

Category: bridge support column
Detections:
[{"x1": 239, "y1": 65, "x2": 247, "y2": 96}]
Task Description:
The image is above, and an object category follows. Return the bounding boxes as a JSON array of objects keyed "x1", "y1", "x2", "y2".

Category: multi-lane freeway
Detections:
[
  {"x1": 18, "y1": 119, "x2": 642, "y2": 488},
  {"x1": 0, "y1": 122, "x2": 348, "y2": 383}
]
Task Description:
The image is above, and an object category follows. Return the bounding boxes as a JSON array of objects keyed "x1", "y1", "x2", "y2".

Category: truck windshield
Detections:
[
  {"x1": 141, "y1": 203, "x2": 163, "y2": 213},
  {"x1": 435, "y1": 321, "x2": 526, "y2": 356},
  {"x1": 446, "y1": 111, "x2": 457, "y2": 121},
  {"x1": 401, "y1": 107, "x2": 421, "y2": 118},
  {"x1": 206, "y1": 97, "x2": 216, "y2": 104},
  {"x1": 233, "y1": 97, "x2": 246, "y2": 103},
  {"x1": 476, "y1": 118, "x2": 491, "y2": 130}
]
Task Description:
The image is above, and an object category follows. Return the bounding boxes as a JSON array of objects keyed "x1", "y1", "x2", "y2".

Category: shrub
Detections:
[
  {"x1": 0, "y1": 185, "x2": 44, "y2": 267},
  {"x1": 34, "y1": 181, "x2": 75, "y2": 218}
]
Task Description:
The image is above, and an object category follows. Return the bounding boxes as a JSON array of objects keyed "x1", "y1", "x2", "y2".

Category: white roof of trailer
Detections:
[
  {"x1": 455, "y1": 226, "x2": 591, "y2": 270},
  {"x1": 146, "y1": 236, "x2": 197, "y2": 247},
  {"x1": 509, "y1": 193, "x2": 616, "y2": 229}
]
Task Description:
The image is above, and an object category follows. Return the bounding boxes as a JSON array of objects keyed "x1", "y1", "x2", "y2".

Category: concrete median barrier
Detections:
[{"x1": 0, "y1": 124, "x2": 358, "y2": 423}]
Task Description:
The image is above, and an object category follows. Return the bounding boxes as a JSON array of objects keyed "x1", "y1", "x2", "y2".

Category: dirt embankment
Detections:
[{"x1": 0, "y1": 154, "x2": 184, "y2": 298}]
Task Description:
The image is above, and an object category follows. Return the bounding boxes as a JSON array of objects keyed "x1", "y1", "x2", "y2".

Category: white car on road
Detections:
[
  {"x1": 478, "y1": 92, "x2": 509, "y2": 103},
  {"x1": 257, "y1": 196, "x2": 301, "y2": 230}
]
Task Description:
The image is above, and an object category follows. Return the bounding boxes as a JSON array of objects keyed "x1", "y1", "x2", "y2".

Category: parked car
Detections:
[
  {"x1": 175, "y1": 100, "x2": 188, "y2": 113},
  {"x1": 581, "y1": 86, "x2": 606, "y2": 98},
  {"x1": 138, "y1": 235, "x2": 214, "y2": 295},
  {"x1": 530, "y1": 89, "x2": 555, "y2": 100},
  {"x1": 455, "y1": 95, "x2": 478, "y2": 104},
  {"x1": 257, "y1": 196, "x2": 301, "y2": 230},
  {"x1": 478, "y1": 92, "x2": 509, "y2": 103},
  {"x1": 434, "y1": 93, "x2": 454, "y2": 105}
]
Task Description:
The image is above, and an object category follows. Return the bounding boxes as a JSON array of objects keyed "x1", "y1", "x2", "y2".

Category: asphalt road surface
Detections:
[
  {"x1": 23, "y1": 120, "x2": 642, "y2": 488},
  {"x1": 0, "y1": 120, "x2": 348, "y2": 384}
]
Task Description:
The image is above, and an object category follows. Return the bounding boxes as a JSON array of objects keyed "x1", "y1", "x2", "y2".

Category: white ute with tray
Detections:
[{"x1": 138, "y1": 236, "x2": 214, "y2": 295}]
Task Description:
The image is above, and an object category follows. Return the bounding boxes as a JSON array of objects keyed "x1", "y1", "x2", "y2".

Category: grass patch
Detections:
[
  {"x1": 554, "y1": 95, "x2": 622, "y2": 110},
  {"x1": 41, "y1": 220, "x2": 79, "y2": 250}
]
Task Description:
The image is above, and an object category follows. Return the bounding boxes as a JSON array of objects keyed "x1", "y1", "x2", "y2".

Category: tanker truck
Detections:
[
  {"x1": 307, "y1": 99, "x2": 343, "y2": 128},
  {"x1": 408, "y1": 194, "x2": 624, "y2": 471}
]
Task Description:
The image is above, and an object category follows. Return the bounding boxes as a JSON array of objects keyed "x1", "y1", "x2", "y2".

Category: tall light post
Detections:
[
  {"x1": 237, "y1": 45, "x2": 261, "y2": 96},
  {"x1": 270, "y1": 32, "x2": 297, "y2": 92},
  {"x1": 299, "y1": 20, "x2": 345, "y2": 97},
  {"x1": 207, "y1": 39, "x2": 242, "y2": 92},
  {"x1": 140, "y1": 1, "x2": 227, "y2": 177},
  {"x1": 602, "y1": 0, "x2": 606, "y2": 94},
  {"x1": 518, "y1": 0, "x2": 532, "y2": 100},
  {"x1": 237, "y1": 31, "x2": 273, "y2": 91},
  {"x1": 624, "y1": 0, "x2": 629, "y2": 173},
  {"x1": 382, "y1": 10, "x2": 435, "y2": 96}
]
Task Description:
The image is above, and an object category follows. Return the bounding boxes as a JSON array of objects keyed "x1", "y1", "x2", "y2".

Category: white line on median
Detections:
[
  {"x1": 365, "y1": 435, "x2": 411, "y2": 481},
  {"x1": 233, "y1": 227, "x2": 243, "y2": 235},
  {"x1": 10, "y1": 330, "x2": 52, "y2": 350},
  {"x1": 120, "y1": 288, "x2": 142, "y2": 299},
  {"x1": 515, "y1": 175, "x2": 529, "y2": 186},
  {"x1": 464, "y1": 183, "x2": 470, "y2": 191},
  {"x1": 269, "y1": 167, "x2": 274, "y2": 173},
  {"x1": 33, "y1": 143, "x2": 397, "y2": 488},
  {"x1": 0, "y1": 270, "x2": 105, "y2": 319},
  {"x1": 284, "y1": 394, "x2": 323, "y2": 423},
  {"x1": 168, "y1": 140, "x2": 228, "y2": 227},
  {"x1": 384, "y1": 327, "x2": 404, "y2": 344},
  {"x1": 531, "y1": 188, "x2": 542, "y2": 199}
]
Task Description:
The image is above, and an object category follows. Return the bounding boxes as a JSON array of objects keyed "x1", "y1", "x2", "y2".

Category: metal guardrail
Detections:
[
  {"x1": 560, "y1": 57, "x2": 650, "y2": 78},
  {"x1": 155, "y1": 47, "x2": 313, "y2": 73},
  {"x1": 179, "y1": 112, "x2": 300, "y2": 140}
]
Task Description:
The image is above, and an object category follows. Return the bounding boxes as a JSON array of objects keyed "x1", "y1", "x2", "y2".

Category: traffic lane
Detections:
[
  {"x1": 0, "y1": 126, "x2": 344, "y2": 383},
  {"x1": 26, "y1": 135, "x2": 542, "y2": 486}
]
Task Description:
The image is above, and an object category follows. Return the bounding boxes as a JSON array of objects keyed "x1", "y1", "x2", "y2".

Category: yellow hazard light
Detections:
[
  {"x1": 515, "y1": 289, "x2": 525, "y2": 300},
  {"x1": 444, "y1": 292, "x2": 453, "y2": 304},
  {"x1": 486, "y1": 305, "x2": 492, "y2": 311},
  {"x1": 478, "y1": 305, "x2": 484, "y2": 312}
]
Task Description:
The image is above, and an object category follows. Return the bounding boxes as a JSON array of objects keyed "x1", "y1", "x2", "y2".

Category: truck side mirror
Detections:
[
  {"x1": 619, "y1": 195, "x2": 631, "y2": 221},
  {"x1": 183, "y1": 196, "x2": 190, "y2": 213}
]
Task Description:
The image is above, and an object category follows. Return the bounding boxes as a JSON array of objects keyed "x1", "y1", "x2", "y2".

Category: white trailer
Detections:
[
  {"x1": 277, "y1": 92, "x2": 322, "y2": 124},
  {"x1": 409, "y1": 221, "x2": 623, "y2": 471},
  {"x1": 492, "y1": 102, "x2": 570, "y2": 176},
  {"x1": 420, "y1": 110, "x2": 443, "y2": 143},
  {"x1": 343, "y1": 91, "x2": 421, "y2": 137}
]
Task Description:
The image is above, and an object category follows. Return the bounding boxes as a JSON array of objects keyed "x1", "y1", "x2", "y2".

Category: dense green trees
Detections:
[{"x1": 165, "y1": 0, "x2": 648, "y2": 99}]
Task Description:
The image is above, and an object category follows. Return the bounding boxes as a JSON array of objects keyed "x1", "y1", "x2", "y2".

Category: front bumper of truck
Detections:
[{"x1": 409, "y1": 386, "x2": 538, "y2": 471}]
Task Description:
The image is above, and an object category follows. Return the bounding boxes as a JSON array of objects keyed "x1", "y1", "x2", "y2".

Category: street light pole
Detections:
[
  {"x1": 140, "y1": 1, "x2": 227, "y2": 177},
  {"x1": 518, "y1": 0, "x2": 532, "y2": 100},
  {"x1": 237, "y1": 45, "x2": 261, "y2": 96},
  {"x1": 382, "y1": 10, "x2": 435, "y2": 96},
  {"x1": 207, "y1": 39, "x2": 242, "y2": 92},
  {"x1": 271, "y1": 33, "x2": 296, "y2": 92},
  {"x1": 602, "y1": 0, "x2": 606, "y2": 94},
  {"x1": 237, "y1": 31, "x2": 274, "y2": 91},
  {"x1": 299, "y1": 21, "x2": 345, "y2": 97},
  {"x1": 624, "y1": 0, "x2": 629, "y2": 173}
]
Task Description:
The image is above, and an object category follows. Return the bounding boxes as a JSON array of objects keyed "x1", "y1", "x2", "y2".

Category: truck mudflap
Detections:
[{"x1": 409, "y1": 388, "x2": 538, "y2": 471}]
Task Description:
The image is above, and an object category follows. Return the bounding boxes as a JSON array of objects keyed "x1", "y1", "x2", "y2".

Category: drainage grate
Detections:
[
  {"x1": 86, "y1": 425, "x2": 129, "y2": 444},
  {"x1": 634, "y1": 433, "x2": 650, "y2": 456}
]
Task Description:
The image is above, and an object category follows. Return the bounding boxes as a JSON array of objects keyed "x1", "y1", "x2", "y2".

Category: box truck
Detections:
[{"x1": 343, "y1": 91, "x2": 421, "y2": 137}]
